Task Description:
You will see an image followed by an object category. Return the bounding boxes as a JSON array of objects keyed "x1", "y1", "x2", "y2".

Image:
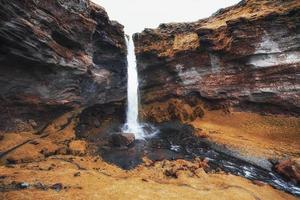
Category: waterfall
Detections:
[
  {"x1": 122, "y1": 34, "x2": 159, "y2": 140},
  {"x1": 122, "y1": 35, "x2": 144, "y2": 139}
]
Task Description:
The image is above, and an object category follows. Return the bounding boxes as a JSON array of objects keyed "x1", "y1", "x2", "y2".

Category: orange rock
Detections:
[
  {"x1": 68, "y1": 140, "x2": 87, "y2": 156},
  {"x1": 141, "y1": 98, "x2": 205, "y2": 123}
]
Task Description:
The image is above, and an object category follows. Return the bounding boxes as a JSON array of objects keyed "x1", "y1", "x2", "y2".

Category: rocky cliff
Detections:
[
  {"x1": 134, "y1": 0, "x2": 300, "y2": 122},
  {"x1": 0, "y1": 0, "x2": 127, "y2": 132}
]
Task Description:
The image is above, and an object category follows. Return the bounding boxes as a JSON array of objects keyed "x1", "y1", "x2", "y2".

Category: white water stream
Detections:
[
  {"x1": 122, "y1": 35, "x2": 158, "y2": 139},
  {"x1": 122, "y1": 36, "x2": 144, "y2": 139}
]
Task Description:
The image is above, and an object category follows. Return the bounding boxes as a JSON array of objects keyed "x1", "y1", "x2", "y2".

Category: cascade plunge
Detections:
[{"x1": 123, "y1": 35, "x2": 144, "y2": 139}]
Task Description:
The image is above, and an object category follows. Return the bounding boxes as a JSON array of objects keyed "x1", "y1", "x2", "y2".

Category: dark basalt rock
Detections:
[
  {"x1": 110, "y1": 133, "x2": 135, "y2": 147},
  {"x1": 50, "y1": 183, "x2": 63, "y2": 192},
  {"x1": 0, "y1": 0, "x2": 127, "y2": 132}
]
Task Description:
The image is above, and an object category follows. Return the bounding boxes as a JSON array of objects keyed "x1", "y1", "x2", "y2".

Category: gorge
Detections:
[{"x1": 0, "y1": 0, "x2": 300, "y2": 199}]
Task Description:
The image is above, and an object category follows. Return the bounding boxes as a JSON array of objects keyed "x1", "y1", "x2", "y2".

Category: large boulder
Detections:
[{"x1": 110, "y1": 133, "x2": 135, "y2": 147}]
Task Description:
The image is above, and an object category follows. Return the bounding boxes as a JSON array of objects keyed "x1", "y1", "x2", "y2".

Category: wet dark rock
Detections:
[
  {"x1": 28, "y1": 120, "x2": 38, "y2": 128},
  {"x1": 110, "y1": 133, "x2": 135, "y2": 147},
  {"x1": 34, "y1": 182, "x2": 48, "y2": 190},
  {"x1": 75, "y1": 103, "x2": 126, "y2": 141},
  {"x1": 17, "y1": 182, "x2": 30, "y2": 189},
  {"x1": 40, "y1": 148, "x2": 56, "y2": 157},
  {"x1": 14, "y1": 119, "x2": 33, "y2": 132},
  {"x1": 50, "y1": 183, "x2": 63, "y2": 192},
  {"x1": 29, "y1": 140, "x2": 39, "y2": 145},
  {"x1": 74, "y1": 172, "x2": 81, "y2": 177},
  {"x1": 94, "y1": 119, "x2": 101, "y2": 128},
  {"x1": 0, "y1": 175, "x2": 6, "y2": 179}
]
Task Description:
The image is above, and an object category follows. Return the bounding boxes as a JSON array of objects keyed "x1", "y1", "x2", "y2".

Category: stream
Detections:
[{"x1": 100, "y1": 122, "x2": 300, "y2": 196}]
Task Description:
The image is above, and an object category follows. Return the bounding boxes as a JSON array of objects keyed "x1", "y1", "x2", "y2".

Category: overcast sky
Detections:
[{"x1": 92, "y1": 0, "x2": 240, "y2": 34}]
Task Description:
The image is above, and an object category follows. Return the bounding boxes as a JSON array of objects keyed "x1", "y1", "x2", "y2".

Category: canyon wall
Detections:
[
  {"x1": 0, "y1": 0, "x2": 127, "y2": 132},
  {"x1": 134, "y1": 0, "x2": 300, "y2": 122}
]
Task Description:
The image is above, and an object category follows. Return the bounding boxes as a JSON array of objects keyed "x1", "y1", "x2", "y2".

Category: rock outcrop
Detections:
[
  {"x1": 134, "y1": 0, "x2": 300, "y2": 122},
  {"x1": 275, "y1": 158, "x2": 300, "y2": 184},
  {"x1": 0, "y1": 0, "x2": 127, "y2": 132}
]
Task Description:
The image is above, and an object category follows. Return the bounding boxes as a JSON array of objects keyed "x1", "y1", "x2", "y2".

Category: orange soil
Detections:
[
  {"x1": 0, "y1": 156, "x2": 297, "y2": 200},
  {"x1": 203, "y1": 0, "x2": 300, "y2": 29},
  {"x1": 191, "y1": 110, "x2": 300, "y2": 159}
]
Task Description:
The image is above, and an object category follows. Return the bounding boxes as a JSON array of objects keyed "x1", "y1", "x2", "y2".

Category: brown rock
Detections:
[
  {"x1": 135, "y1": 0, "x2": 300, "y2": 119},
  {"x1": 74, "y1": 172, "x2": 81, "y2": 177},
  {"x1": 141, "y1": 99, "x2": 203, "y2": 123},
  {"x1": 252, "y1": 180, "x2": 267, "y2": 186},
  {"x1": 110, "y1": 133, "x2": 135, "y2": 147},
  {"x1": 50, "y1": 183, "x2": 63, "y2": 192},
  {"x1": 275, "y1": 158, "x2": 300, "y2": 184},
  {"x1": 0, "y1": 0, "x2": 127, "y2": 133},
  {"x1": 192, "y1": 106, "x2": 205, "y2": 119},
  {"x1": 163, "y1": 159, "x2": 209, "y2": 179}
]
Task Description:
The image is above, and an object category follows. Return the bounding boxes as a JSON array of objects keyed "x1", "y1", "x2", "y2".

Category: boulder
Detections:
[
  {"x1": 110, "y1": 133, "x2": 135, "y2": 147},
  {"x1": 275, "y1": 158, "x2": 300, "y2": 184}
]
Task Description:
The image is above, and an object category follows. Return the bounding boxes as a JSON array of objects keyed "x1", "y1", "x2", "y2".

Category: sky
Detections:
[{"x1": 92, "y1": 0, "x2": 240, "y2": 34}]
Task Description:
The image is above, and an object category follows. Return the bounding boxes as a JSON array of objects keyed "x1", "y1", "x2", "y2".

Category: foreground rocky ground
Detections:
[
  {"x1": 0, "y1": 111, "x2": 299, "y2": 199},
  {"x1": 1, "y1": 156, "x2": 297, "y2": 200}
]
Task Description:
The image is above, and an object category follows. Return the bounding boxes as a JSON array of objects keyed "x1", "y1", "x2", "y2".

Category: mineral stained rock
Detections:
[
  {"x1": 0, "y1": 0, "x2": 127, "y2": 132},
  {"x1": 134, "y1": 0, "x2": 300, "y2": 121},
  {"x1": 275, "y1": 158, "x2": 300, "y2": 184}
]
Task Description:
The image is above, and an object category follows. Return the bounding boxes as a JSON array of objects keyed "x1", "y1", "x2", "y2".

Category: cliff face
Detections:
[
  {"x1": 134, "y1": 0, "x2": 300, "y2": 122},
  {"x1": 0, "y1": 0, "x2": 127, "y2": 132}
]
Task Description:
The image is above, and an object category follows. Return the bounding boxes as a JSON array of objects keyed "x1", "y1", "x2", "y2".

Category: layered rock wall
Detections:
[
  {"x1": 135, "y1": 0, "x2": 300, "y2": 122},
  {"x1": 0, "y1": 0, "x2": 127, "y2": 132}
]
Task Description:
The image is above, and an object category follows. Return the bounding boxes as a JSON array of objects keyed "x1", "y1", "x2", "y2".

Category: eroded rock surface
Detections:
[
  {"x1": 135, "y1": 0, "x2": 300, "y2": 120},
  {"x1": 0, "y1": 0, "x2": 127, "y2": 132},
  {"x1": 276, "y1": 158, "x2": 300, "y2": 184}
]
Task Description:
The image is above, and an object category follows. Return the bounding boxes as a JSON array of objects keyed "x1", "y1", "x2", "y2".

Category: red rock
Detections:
[{"x1": 275, "y1": 158, "x2": 300, "y2": 184}]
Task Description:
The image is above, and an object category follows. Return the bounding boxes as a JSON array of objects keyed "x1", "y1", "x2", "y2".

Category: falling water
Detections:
[
  {"x1": 122, "y1": 35, "x2": 144, "y2": 139},
  {"x1": 122, "y1": 34, "x2": 159, "y2": 139}
]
